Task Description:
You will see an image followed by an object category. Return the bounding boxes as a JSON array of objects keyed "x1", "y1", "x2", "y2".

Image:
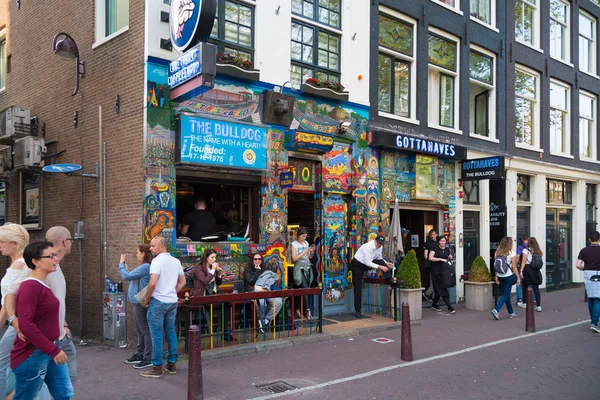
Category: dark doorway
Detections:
[
  {"x1": 288, "y1": 192, "x2": 316, "y2": 237},
  {"x1": 545, "y1": 208, "x2": 572, "y2": 291},
  {"x1": 463, "y1": 211, "x2": 480, "y2": 274}
]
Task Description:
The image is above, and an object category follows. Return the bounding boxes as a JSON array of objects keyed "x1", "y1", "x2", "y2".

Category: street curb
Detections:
[{"x1": 201, "y1": 320, "x2": 413, "y2": 361}]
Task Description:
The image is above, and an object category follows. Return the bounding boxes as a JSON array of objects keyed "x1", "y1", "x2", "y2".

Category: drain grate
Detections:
[{"x1": 257, "y1": 381, "x2": 297, "y2": 394}]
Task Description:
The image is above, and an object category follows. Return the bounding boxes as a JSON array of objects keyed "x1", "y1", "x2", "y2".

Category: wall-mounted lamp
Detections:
[
  {"x1": 52, "y1": 32, "x2": 85, "y2": 96},
  {"x1": 339, "y1": 120, "x2": 352, "y2": 134}
]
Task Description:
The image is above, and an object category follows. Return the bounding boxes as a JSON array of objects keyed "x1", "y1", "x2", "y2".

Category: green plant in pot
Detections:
[
  {"x1": 468, "y1": 256, "x2": 492, "y2": 282},
  {"x1": 395, "y1": 250, "x2": 421, "y2": 289}
]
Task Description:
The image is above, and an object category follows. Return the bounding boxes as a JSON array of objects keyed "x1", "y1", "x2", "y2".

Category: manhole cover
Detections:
[
  {"x1": 257, "y1": 381, "x2": 297, "y2": 394},
  {"x1": 371, "y1": 337, "x2": 395, "y2": 344}
]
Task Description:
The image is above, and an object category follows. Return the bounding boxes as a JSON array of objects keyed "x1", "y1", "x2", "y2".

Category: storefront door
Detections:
[
  {"x1": 545, "y1": 208, "x2": 572, "y2": 291},
  {"x1": 463, "y1": 211, "x2": 479, "y2": 274}
]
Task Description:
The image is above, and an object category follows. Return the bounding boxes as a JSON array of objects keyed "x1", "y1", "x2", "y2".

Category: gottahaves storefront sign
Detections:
[
  {"x1": 461, "y1": 156, "x2": 505, "y2": 181},
  {"x1": 178, "y1": 115, "x2": 267, "y2": 170},
  {"x1": 368, "y1": 131, "x2": 467, "y2": 159}
]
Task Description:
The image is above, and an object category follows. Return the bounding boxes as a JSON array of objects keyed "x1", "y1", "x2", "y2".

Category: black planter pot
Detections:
[
  {"x1": 216, "y1": 63, "x2": 261, "y2": 81},
  {"x1": 300, "y1": 83, "x2": 349, "y2": 102}
]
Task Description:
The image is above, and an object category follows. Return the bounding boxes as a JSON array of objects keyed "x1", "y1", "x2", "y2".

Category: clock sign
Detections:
[{"x1": 170, "y1": 0, "x2": 217, "y2": 53}]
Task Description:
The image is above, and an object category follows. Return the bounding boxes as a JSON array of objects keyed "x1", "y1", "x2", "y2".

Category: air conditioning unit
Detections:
[
  {"x1": 0, "y1": 107, "x2": 31, "y2": 142},
  {"x1": 13, "y1": 137, "x2": 46, "y2": 169}
]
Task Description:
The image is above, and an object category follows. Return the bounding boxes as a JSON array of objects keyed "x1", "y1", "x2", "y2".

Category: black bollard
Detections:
[
  {"x1": 525, "y1": 288, "x2": 535, "y2": 333},
  {"x1": 188, "y1": 325, "x2": 204, "y2": 400},
  {"x1": 401, "y1": 302, "x2": 413, "y2": 361}
]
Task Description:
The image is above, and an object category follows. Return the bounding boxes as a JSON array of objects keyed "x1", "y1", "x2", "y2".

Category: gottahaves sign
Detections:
[
  {"x1": 368, "y1": 131, "x2": 467, "y2": 159},
  {"x1": 170, "y1": 0, "x2": 217, "y2": 53},
  {"x1": 178, "y1": 115, "x2": 267, "y2": 170},
  {"x1": 461, "y1": 156, "x2": 505, "y2": 181}
]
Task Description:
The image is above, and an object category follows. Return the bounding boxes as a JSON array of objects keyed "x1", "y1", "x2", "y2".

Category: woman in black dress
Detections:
[{"x1": 428, "y1": 236, "x2": 455, "y2": 313}]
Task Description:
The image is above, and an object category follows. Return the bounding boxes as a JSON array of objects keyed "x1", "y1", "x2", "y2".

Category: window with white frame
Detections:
[
  {"x1": 470, "y1": 0, "x2": 493, "y2": 26},
  {"x1": 210, "y1": 0, "x2": 255, "y2": 61},
  {"x1": 432, "y1": 0, "x2": 460, "y2": 12},
  {"x1": 378, "y1": 11, "x2": 416, "y2": 120},
  {"x1": 579, "y1": 11, "x2": 596, "y2": 75},
  {"x1": 292, "y1": 0, "x2": 341, "y2": 29},
  {"x1": 579, "y1": 91, "x2": 597, "y2": 160},
  {"x1": 549, "y1": 80, "x2": 571, "y2": 155},
  {"x1": 428, "y1": 30, "x2": 460, "y2": 130},
  {"x1": 469, "y1": 47, "x2": 496, "y2": 138},
  {"x1": 549, "y1": 0, "x2": 570, "y2": 62},
  {"x1": 515, "y1": 0, "x2": 539, "y2": 48},
  {"x1": 96, "y1": 0, "x2": 129, "y2": 41},
  {"x1": 514, "y1": 66, "x2": 539, "y2": 147},
  {"x1": 0, "y1": 29, "x2": 5, "y2": 91}
]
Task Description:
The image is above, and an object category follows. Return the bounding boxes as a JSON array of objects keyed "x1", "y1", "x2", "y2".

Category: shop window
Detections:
[
  {"x1": 0, "y1": 29, "x2": 5, "y2": 91},
  {"x1": 470, "y1": 0, "x2": 495, "y2": 27},
  {"x1": 550, "y1": 0, "x2": 570, "y2": 63},
  {"x1": 517, "y1": 206, "x2": 531, "y2": 244},
  {"x1": 290, "y1": 21, "x2": 340, "y2": 86},
  {"x1": 579, "y1": 11, "x2": 596, "y2": 75},
  {"x1": 549, "y1": 80, "x2": 571, "y2": 156},
  {"x1": 546, "y1": 179, "x2": 572, "y2": 205},
  {"x1": 469, "y1": 47, "x2": 495, "y2": 139},
  {"x1": 516, "y1": 174, "x2": 530, "y2": 202},
  {"x1": 514, "y1": 65, "x2": 540, "y2": 149},
  {"x1": 20, "y1": 171, "x2": 42, "y2": 230},
  {"x1": 377, "y1": 11, "x2": 416, "y2": 121},
  {"x1": 515, "y1": 0, "x2": 539, "y2": 49},
  {"x1": 292, "y1": 0, "x2": 341, "y2": 29},
  {"x1": 463, "y1": 180, "x2": 479, "y2": 204},
  {"x1": 428, "y1": 30, "x2": 460, "y2": 131},
  {"x1": 586, "y1": 184, "x2": 597, "y2": 239},
  {"x1": 95, "y1": 0, "x2": 129, "y2": 41},
  {"x1": 210, "y1": 0, "x2": 255, "y2": 61},
  {"x1": 579, "y1": 91, "x2": 597, "y2": 160}
]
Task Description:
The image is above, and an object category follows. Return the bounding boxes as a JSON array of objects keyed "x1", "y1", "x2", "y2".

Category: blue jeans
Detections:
[
  {"x1": 147, "y1": 298, "x2": 179, "y2": 366},
  {"x1": 494, "y1": 276, "x2": 515, "y2": 315},
  {"x1": 589, "y1": 297, "x2": 600, "y2": 327},
  {"x1": 516, "y1": 279, "x2": 537, "y2": 303},
  {"x1": 13, "y1": 349, "x2": 73, "y2": 400}
]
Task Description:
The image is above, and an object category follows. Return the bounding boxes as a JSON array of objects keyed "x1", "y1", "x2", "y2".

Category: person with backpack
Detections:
[
  {"x1": 516, "y1": 237, "x2": 534, "y2": 307},
  {"x1": 428, "y1": 236, "x2": 455, "y2": 314},
  {"x1": 491, "y1": 237, "x2": 520, "y2": 320},
  {"x1": 519, "y1": 237, "x2": 543, "y2": 312}
]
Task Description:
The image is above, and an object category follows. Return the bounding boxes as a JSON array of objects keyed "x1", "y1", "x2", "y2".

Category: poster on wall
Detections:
[
  {"x1": 20, "y1": 171, "x2": 42, "y2": 229},
  {"x1": 415, "y1": 155, "x2": 437, "y2": 200},
  {"x1": 289, "y1": 158, "x2": 316, "y2": 191}
]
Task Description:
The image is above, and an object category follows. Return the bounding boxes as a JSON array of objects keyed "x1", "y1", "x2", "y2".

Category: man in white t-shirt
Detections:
[{"x1": 141, "y1": 236, "x2": 186, "y2": 379}]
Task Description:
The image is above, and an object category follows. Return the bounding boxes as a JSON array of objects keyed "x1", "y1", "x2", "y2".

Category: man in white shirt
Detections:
[
  {"x1": 350, "y1": 235, "x2": 393, "y2": 318},
  {"x1": 141, "y1": 236, "x2": 186, "y2": 379},
  {"x1": 45, "y1": 226, "x2": 77, "y2": 386}
]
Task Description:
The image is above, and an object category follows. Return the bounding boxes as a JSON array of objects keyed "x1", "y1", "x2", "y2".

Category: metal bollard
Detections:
[
  {"x1": 401, "y1": 302, "x2": 413, "y2": 362},
  {"x1": 525, "y1": 288, "x2": 535, "y2": 333},
  {"x1": 188, "y1": 325, "x2": 204, "y2": 400}
]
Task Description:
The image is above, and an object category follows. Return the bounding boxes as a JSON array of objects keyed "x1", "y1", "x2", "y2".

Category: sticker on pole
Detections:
[{"x1": 42, "y1": 164, "x2": 83, "y2": 174}]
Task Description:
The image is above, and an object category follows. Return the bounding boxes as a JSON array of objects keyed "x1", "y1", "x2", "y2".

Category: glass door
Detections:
[
  {"x1": 545, "y1": 208, "x2": 572, "y2": 291},
  {"x1": 463, "y1": 211, "x2": 479, "y2": 274}
]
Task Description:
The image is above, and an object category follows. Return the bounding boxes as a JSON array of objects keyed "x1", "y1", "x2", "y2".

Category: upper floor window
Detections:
[
  {"x1": 210, "y1": 0, "x2": 255, "y2": 61},
  {"x1": 549, "y1": 80, "x2": 571, "y2": 156},
  {"x1": 579, "y1": 11, "x2": 597, "y2": 75},
  {"x1": 515, "y1": 0, "x2": 539, "y2": 48},
  {"x1": 549, "y1": 0, "x2": 570, "y2": 63},
  {"x1": 428, "y1": 30, "x2": 460, "y2": 131},
  {"x1": 290, "y1": 21, "x2": 340, "y2": 86},
  {"x1": 292, "y1": 0, "x2": 341, "y2": 28},
  {"x1": 514, "y1": 65, "x2": 540, "y2": 148},
  {"x1": 96, "y1": 0, "x2": 129, "y2": 41},
  {"x1": 432, "y1": 0, "x2": 460, "y2": 13},
  {"x1": 470, "y1": 0, "x2": 493, "y2": 26},
  {"x1": 378, "y1": 11, "x2": 416, "y2": 121},
  {"x1": 0, "y1": 30, "x2": 5, "y2": 91},
  {"x1": 469, "y1": 46, "x2": 496, "y2": 139},
  {"x1": 579, "y1": 91, "x2": 597, "y2": 160}
]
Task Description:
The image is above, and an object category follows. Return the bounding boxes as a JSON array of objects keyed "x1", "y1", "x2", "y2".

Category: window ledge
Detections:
[
  {"x1": 469, "y1": 133, "x2": 499, "y2": 143},
  {"x1": 580, "y1": 70, "x2": 599, "y2": 80},
  {"x1": 430, "y1": 0, "x2": 464, "y2": 16},
  {"x1": 291, "y1": 15, "x2": 343, "y2": 35},
  {"x1": 92, "y1": 26, "x2": 130, "y2": 50},
  {"x1": 515, "y1": 142, "x2": 543, "y2": 152},
  {"x1": 549, "y1": 56, "x2": 573, "y2": 68},
  {"x1": 428, "y1": 124, "x2": 462, "y2": 135},
  {"x1": 580, "y1": 157, "x2": 600, "y2": 164},
  {"x1": 0, "y1": 87, "x2": 5, "y2": 94},
  {"x1": 378, "y1": 111, "x2": 420, "y2": 126},
  {"x1": 469, "y1": 16, "x2": 499, "y2": 33},
  {"x1": 549, "y1": 151, "x2": 574, "y2": 159},
  {"x1": 515, "y1": 40, "x2": 543, "y2": 54}
]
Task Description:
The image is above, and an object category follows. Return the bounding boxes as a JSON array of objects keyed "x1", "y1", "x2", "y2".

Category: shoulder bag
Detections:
[{"x1": 134, "y1": 284, "x2": 148, "y2": 308}]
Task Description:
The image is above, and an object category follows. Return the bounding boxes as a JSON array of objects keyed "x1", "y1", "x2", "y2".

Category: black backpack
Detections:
[
  {"x1": 493, "y1": 255, "x2": 510, "y2": 274},
  {"x1": 530, "y1": 254, "x2": 543, "y2": 270},
  {"x1": 441, "y1": 261, "x2": 456, "y2": 288}
]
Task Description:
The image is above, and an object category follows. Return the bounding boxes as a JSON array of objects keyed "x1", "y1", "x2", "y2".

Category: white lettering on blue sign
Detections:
[
  {"x1": 395, "y1": 135, "x2": 456, "y2": 157},
  {"x1": 462, "y1": 157, "x2": 500, "y2": 170},
  {"x1": 168, "y1": 48, "x2": 202, "y2": 88}
]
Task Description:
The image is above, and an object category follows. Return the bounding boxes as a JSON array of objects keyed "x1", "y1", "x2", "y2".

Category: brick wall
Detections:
[{"x1": 0, "y1": 1, "x2": 146, "y2": 340}]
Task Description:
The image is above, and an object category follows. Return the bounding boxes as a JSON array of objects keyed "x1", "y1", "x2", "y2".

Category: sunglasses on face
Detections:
[{"x1": 253, "y1": 258, "x2": 262, "y2": 261}]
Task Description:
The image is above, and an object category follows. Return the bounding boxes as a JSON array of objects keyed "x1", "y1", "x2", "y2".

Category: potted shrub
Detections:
[
  {"x1": 465, "y1": 256, "x2": 494, "y2": 311},
  {"x1": 216, "y1": 53, "x2": 261, "y2": 81},
  {"x1": 300, "y1": 77, "x2": 349, "y2": 102},
  {"x1": 395, "y1": 250, "x2": 423, "y2": 321}
]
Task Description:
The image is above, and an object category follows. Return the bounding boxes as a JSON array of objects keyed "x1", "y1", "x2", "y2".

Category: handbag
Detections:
[{"x1": 134, "y1": 285, "x2": 148, "y2": 308}]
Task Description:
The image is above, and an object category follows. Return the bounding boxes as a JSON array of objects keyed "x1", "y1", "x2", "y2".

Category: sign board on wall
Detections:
[
  {"x1": 489, "y1": 179, "x2": 506, "y2": 266},
  {"x1": 461, "y1": 156, "x2": 505, "y2": 181},
  {"x1": 169, "y1": 0, "x2": 217, "y2": 53},
  {"x1": 168, "y1": 43, "x2": 216, "y2": 88},
  {"x1": 285, "y1": 131, "x2": 334, "y2": 154},
  {"x1": 369, "y1": 131, "x2": 467, "y2": 159},
  {"x1": 178, "y1": 115, "x2": 267, "y2": 170}
]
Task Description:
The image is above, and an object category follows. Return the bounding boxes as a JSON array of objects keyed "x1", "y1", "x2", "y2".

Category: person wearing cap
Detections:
[{"x1": 350, "y1": 235, "x2": 393, "y2": 318}]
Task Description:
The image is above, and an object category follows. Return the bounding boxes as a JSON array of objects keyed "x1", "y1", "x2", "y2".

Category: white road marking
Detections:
[{"x1": 246, "y1": 320, "x2": 589, "y2": 400}]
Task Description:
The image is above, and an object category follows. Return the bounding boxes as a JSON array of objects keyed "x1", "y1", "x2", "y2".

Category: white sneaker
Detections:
[
  {"x1": 535, "y1": 306, "x2": 542, "y2": 312},
  {"x1": 517, "y1": 302, "x2": 526, "y2": 309},
  {"x1": 517, "y1": 301, "x2": 523, "y2": 307},
  {"x1": 591, "y1": 325, "x2": 600, "y2": 333}
]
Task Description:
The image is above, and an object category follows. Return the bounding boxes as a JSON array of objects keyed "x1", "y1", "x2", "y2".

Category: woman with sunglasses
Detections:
[
  {"x1": 243, "y1": 253, "x2": 265, "y2": 293},
  {"x1": 243, "y1": 253, "x2": 283, "y2": 333}
]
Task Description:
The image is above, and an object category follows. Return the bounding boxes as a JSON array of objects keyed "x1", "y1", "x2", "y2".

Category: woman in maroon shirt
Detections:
[{"x1": 10, "y1": 240, "x2": 74, "y2": 400}]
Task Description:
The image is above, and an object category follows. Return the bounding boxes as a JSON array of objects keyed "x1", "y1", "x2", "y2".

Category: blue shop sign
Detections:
[
  {"x1": 178, "y1": 115, "x2": 267, "y2": 170},
  {"x1": 169, "y1": 46, "x2": 202, "y2": 88}
]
